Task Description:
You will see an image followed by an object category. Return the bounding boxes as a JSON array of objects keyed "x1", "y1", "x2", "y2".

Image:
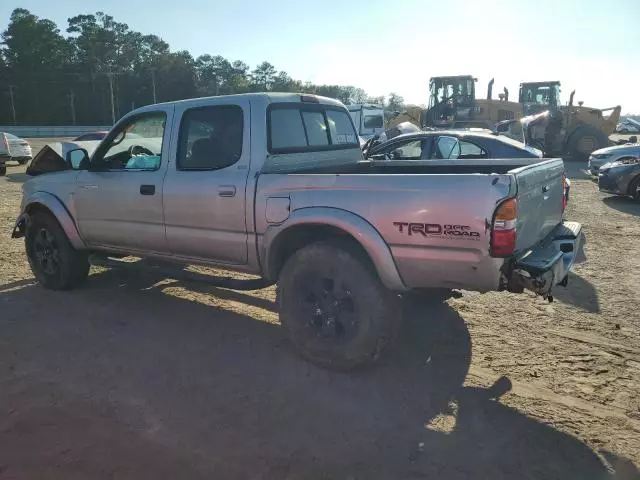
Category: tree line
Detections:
[{"x1": 0, "y1": 8, "x2": 406, "y2": 126}]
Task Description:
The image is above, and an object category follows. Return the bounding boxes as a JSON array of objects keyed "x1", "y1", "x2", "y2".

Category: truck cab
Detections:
[{"x1": 518, "y1": 81, "x2": 561, "y2": 116}]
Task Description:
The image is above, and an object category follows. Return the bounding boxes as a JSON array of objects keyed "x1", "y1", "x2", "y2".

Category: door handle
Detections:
[
  {"x1": 79, "y1": 184, "x2": 98, "y2": 190},
  {"x1": 218, "y1": 186, "x2": 236, "y2": 197},
  {"x1": 140, "y1": 184, "x2": 156, "y2": 195}
]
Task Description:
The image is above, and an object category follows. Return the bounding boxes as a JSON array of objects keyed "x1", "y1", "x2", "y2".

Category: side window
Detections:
[
  {"x1": 177, "y1": 105, "x2": 243, "y2": 171},
  {"x1": 458, "y1": 140, "x2": 488, "y2": 159},
  {"x1": 434, "y1": 136, "x2": 460, "y2": 159},
  {"x1": 268, "y1": 105, "x2": 358, "y2": 153},
  {"x1": 363, "y1": 115, "x2": 384, "y2": 129},
  {"x1": 96, "y1": 112, "x2": 166, "y2": 171},
  {"x1": 385, "y1": 140, "x2": 423, "y2": 160}
]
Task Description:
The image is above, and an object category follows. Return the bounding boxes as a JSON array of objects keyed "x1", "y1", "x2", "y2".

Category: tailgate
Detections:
[{"x1": 510, "y1": 158, "x2": 566, "y2": 252}]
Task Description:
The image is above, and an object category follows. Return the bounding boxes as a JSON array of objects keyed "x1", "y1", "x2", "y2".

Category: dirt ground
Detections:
[{"x1": 0, "y1": 138, "x2": 639, "y2": 479}]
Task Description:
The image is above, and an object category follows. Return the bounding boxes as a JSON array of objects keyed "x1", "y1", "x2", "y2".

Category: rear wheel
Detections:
[
  {"x1": 568, "y1": 125, "x2": 609, "y2": 161},
  {"x1": 278, "y1": 240, "x2": 401, "y2": 370},
  {"x1": 0, "y1": 165, "x2": 5, "y2": 176},
  {"x1": 629, "y1": 175, "x2": 640, "y2": 202},
  {"x1": 25, "y1": 211, "x2": 90, "y2": 290}
]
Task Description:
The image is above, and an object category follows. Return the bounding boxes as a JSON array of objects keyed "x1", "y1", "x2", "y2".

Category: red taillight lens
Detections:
[
  {"x1": 2, "y1": 135, "x2": 7, "y2": 150},
  {"x1": 491, "y1": 230, "x2": 517, "y2": 257},
  {"x1": 561, "y1": 174, "x2": 568, "y2": 211},
  {"x1": 491, "y1": 198, "x2": 517, "y2": 257}
]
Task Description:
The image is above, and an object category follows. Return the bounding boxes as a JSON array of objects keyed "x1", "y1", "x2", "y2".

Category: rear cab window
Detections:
[
  {"x1": 265, "y1": 102, "x2": 361, "y2": 172},
  {"x1": 268, "y1": 103, "x2": 358, "y2": 153},
  {"x1": 363, "y1": 114, "x2": 384, "y2": 129}
]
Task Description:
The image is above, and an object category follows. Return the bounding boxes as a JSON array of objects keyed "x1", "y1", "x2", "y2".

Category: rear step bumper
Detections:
[{"x1": 507, "y1": 221, "x2": 585, "y2": 301}]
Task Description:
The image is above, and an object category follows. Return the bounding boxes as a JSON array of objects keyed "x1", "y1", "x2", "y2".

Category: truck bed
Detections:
[
  {"x1": 256, "y1": 158, "x2": 566, "y2": 292},
  {"x1": 267, "y1": 157, "x2": 546, "y2": 175}
]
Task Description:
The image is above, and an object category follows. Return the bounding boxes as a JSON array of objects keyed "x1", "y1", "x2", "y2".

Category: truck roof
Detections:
[
  {"x1": 429, "y1": 75, "x2": 475, "y2": 82},
  {"x1": 346, "y1": 104, "x2": 384, "y2": 110},
  {"x1": 520, "y1": 81, "x2": 561, "y2": 87},
  {"x1": 136, "y1": 92, "x2": 345, "y2": 110}
]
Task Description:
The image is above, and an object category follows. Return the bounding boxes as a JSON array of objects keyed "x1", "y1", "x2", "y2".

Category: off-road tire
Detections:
[
  {"x1": 0, "y1": 165, "x2": 6, "y2": 176},
  {"x1": 278, "y1": 240, "x2": 401, "y2": 370},
  {"x1": 568, "y1": 125, "x2": 609, "y2": 161},
  {"x1": 629, "y1": 175, "x2": 640, "y2": 202},
  {"x1": 25, "y1": 211, "x2": 89, "y2": 290}
]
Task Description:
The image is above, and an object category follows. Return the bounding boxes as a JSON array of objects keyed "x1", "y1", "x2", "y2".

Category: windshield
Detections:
[
  {"x1": 430, "y1": 78, "x2": 474, "y2": 107},
  {"x1": 521, "y1": 85, "x2": 560, "y2": 107}
]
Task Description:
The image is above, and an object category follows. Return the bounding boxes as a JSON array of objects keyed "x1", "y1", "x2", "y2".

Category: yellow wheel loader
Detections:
[
  {"x1": 385, "y1": 75, "x2": 522, "y2": 131},
  {"x1": 497, "y1": 81, "x2": 622, "y2": 160}
]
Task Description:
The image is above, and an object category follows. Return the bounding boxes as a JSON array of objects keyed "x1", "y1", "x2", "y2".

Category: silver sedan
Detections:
[
  {"x1": 0, "y1": 132, "x2": 33, "y2": 175},
  {"x1": 588, "y1": 142, "x2": 640, "y2": 175}
]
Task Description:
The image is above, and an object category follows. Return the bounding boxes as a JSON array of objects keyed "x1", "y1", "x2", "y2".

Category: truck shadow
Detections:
[
  {"x1": 552, "y1": 271, "x2": 601, "y2": 313},
  {"x1": 602, "y1": 195, "x2": 640, "y2": 216},
  {"x1": 0, "y1": 271, "x2": 634, "y2": 479}
]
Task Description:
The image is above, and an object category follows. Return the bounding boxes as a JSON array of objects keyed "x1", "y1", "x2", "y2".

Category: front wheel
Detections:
[
  {"x1": 568, "y1": 125, "x2": 609, "y2": 161},
  {"x1": 629, "y1": 175, "x2": 640, "y2": 202},
  {"x1": 25, "y1": 211, "x2": 90, "y2": 290},
  {"x1": 278, "y1": 240, "x2": 401, "y2": 370}
]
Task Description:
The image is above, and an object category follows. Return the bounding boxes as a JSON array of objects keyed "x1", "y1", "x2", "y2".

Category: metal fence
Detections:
[{"x1": 0, "y1": 125, "x2": 111, "y2": 138}]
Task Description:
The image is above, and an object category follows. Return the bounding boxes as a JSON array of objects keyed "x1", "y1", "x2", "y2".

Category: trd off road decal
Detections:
[{"x1": 393, "y1": 222, "x2": 481, "y2": 240}]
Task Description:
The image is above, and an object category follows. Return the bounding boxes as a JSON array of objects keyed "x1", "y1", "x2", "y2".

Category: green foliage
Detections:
[{"x1": 0, "y1": 8, "x2": 386, "y2": 125}]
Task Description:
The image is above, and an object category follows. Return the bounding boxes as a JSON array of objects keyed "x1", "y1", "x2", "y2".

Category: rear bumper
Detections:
[{"x1": 507, "y1": 221, "x2": 585, "y2": 300}]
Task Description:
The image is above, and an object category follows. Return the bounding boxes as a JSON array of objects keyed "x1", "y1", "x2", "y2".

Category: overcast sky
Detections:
[{"x1": 3, "y1": 0, "x2": 639, "y2": 113}]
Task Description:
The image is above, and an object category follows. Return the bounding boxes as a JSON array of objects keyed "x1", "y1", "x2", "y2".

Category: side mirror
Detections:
[{"x1": 66, "y1": 148, "x2": 90, "y2": 170}]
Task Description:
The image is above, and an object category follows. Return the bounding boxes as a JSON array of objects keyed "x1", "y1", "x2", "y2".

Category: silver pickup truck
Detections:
[{"x1": 12, "y1": 93, "x2": 584, "y2": 369}]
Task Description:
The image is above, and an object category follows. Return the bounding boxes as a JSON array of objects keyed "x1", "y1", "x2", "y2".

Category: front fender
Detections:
[
  {"x1": 13, "y1": 191, "x2": 86, "y2": 249},
  {"x1": 262, "y1": 207, "x2": 407, "y2": 291}
]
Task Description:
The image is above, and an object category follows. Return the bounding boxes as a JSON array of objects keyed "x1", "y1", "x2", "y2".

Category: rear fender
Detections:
[
  {"x1": 13, "y1": 191, "x2": 86, "y2": 249},
  {"x1": 261, "y1": 207, "x2": 407, "y2": 291}
]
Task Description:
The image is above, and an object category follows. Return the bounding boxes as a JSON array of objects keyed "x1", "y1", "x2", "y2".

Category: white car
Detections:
[{"x1": 0, "y1": 132, "x2": 33, "y2": 175}]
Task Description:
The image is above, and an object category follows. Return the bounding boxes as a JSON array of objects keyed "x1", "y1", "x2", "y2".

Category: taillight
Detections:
[
  {"x1": 491, "y1": 198, "x2": 517, "y2": 257},
  {"x1": 561, "y1": 174, "x2": 568, "y2": 211},
  {"x1": 2, "y1": 135, "x2": 7, "y2": 150}
]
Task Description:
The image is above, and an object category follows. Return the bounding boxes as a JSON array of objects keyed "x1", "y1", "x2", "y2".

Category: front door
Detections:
[
  {"x1": 74, "y1": 108, "x2": 174, "y2": 254},
  {"x1": 162, "y1": 99, "x2": 250, "y2": 265}
]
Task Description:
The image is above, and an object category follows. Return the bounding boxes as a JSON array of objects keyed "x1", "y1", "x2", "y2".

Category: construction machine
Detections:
[
  {"x1": 498, "y1": 80, "x2": 622, "y2": 159},
  {"x1": 425, "y1": 75, "x2": 522, "y2": 128},
  {"x1": 386, "y1": 75, "x2": 522, "y2": 130}
]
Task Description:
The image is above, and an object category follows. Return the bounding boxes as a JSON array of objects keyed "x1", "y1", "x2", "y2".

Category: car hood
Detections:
[
  {"x1": 601, "y1": 157, "x2": 640, "y2": 170},
  {"x1": 26, "y1": 140, "x2": 101, "y2": 176},
  {"x1": 591, "y1": 143, "x2": 640, "y2": 157}
]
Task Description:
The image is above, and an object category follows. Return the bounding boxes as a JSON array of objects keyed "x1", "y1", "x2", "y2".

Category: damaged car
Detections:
[
  {"x1": 598, "y1": 157, "x2": 640, "y2": 201},
  {"x1": 588, "y1": 142, "x2": 640, "y2": 176}
]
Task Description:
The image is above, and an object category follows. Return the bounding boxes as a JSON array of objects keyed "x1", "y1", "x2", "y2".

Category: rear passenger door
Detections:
[{"x1": 162, "y1": 99, "x2": 251, "y2": 265}]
